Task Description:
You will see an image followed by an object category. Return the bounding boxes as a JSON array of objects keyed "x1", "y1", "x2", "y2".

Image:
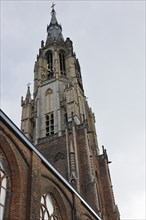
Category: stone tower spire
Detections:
[
  {"x1": 21, "y1": 84, "x2": 33, "y2": 139},
  {"x1": 46, "y1": 3, "x2": 64, "y2": 46},
  {"x1": 21, "y1": 5, "x2": 120, "y2": 220},
  {"x1": 25, "y1": 84, "x2": 31, "y2": 103}
]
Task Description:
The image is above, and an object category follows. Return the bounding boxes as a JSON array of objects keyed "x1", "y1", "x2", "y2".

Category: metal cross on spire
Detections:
[
  {"x1": 51, "y1": 2, "x2": 55, "y2": 11},
  {"x1": 27, "y1": 83, "x2": 31, "y2": 87}
]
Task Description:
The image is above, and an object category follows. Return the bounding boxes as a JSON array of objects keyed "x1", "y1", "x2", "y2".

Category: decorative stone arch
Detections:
[
  {"x1": 45, "y1": 88, "x2": 53, "y2": 96},
  {"x1": 40, "y1": 175, "x2": 72, "y2": 219},
  {"x1": 59, "y1": 49, "x2": 66, "y2": 55},
  {"x1": 44, "y1": 49, "x2": 53, "y2": 59},
  {"x1": 0, "y1": 148, "x2": 10, "y2": 220},
  {"x1": 0, "y1": 134, "x2": 23, "y2": 220},
  {"x1": 45, "y1": 50, "x2": 53, "y2": 65}
]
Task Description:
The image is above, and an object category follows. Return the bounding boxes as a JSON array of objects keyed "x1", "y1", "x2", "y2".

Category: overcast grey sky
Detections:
[{"x1": 1, "y1": 1, "x2": 145, "y2": 219}]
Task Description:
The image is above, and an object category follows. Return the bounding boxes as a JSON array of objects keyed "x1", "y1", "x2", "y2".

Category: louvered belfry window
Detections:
[
  {"x1": 59, "y1": 51, "x2": 66, "y2": 76},
  {"x1": 47, "y1": 51, "x2": 53, "y2": 72}
]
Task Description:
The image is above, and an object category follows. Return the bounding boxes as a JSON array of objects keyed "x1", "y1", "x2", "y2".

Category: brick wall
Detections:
[{"x1": 0, "y1": 120, "x2": 99, "y2": 220}]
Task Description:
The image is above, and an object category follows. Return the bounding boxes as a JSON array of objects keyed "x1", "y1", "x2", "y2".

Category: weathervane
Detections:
[
  {"x1": 27, "y1": 83, "x2": 31, "y2": 87},
  {"x1": 51, "y1": 2, "x2": 55, "y2": 10}
]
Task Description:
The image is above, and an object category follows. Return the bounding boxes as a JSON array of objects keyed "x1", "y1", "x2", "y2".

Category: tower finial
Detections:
[
  {"x1": 46, "y1": 2, "x2": 64, "y2": 44},
  {"x1": 27, "y1": 82, "x2": 31, "y2": 88},
  {"x1": 25, "y1": 83, "x2": 31, "y2": 103},
  {"x1": 51, "y1": 2, "x2": 55, "y2": 11}
]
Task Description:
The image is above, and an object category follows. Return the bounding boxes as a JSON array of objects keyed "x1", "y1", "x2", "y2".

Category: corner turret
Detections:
[
  {"x1": 25, "y1": 84, "x2": 31, "y2": 103},
  {"x1": 21, "y1": 85, "x2": 34, "y2": 140}
]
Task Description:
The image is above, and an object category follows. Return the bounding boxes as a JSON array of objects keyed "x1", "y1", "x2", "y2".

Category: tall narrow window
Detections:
[
  {"x1": 47, "y1": 51, "x2": 53, "y2": 79},
  {"x1": 40, "y1": 193, "x2": 60, "y2": 220},
  {"x1": 59, "y1": 51, "x2": 66, "y2": 76},
  {"x1": 45, "y1": 89, "x2": 54, "y2": 113},
  {"x1": 46, "y1": 112, "x2": 54, "y2": 136},
  {"x1": 0, "y1": 160, "x2": 8, "y2": 220},
  {"x1": 47, "y1": 51, "x2": 53, "y2": 71}
]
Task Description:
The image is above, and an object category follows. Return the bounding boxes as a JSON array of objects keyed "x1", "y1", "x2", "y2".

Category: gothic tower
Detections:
[{"x1": 21, "y1": 6, "x2": 120, "y2": 220}]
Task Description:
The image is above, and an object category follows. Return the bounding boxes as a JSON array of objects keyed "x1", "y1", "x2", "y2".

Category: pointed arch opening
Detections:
[
  {"x1": 46, "y1": 50, "x2": 54, "y2": 79},
  {"x1": 45, "y1": 89, "x2": 54, "y2": 136},
  {"x1": 0, "y1": 133, "x2": 27, "y2": 220},
  {"x1": 0, "y1": 159, "x2": 9, "y2": 220},
  {"x1": 59, "y1": 50, "x2": 66, "y2": 76},
  {"x1": 40, "y1": 193, "x2": 61, "y2": 220}
]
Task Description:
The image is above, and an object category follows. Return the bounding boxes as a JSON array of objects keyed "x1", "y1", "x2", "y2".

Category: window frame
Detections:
[
  {"x1": 45, "y1": 112, "x2": 54, "y2": 136},
  {"x1": 40, "y1": 193, "x2": 60, "y2": 220},
  {"x1": 0, "y1": 160, "x2": 8, "y2": 220}
]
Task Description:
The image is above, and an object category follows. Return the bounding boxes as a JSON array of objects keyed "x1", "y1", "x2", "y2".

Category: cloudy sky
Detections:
[{"x1": 1, "y1": 1, "x2": 145, "y2": 219}]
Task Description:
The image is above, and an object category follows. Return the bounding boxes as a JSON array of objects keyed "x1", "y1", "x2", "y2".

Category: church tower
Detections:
[{"x1": 21, "y1": 5, "x2": 120, "y2": 220}]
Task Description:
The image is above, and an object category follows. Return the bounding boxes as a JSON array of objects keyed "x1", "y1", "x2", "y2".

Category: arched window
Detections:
[
  {"x1": 0, "y1": 160, "x2": 8, "y2": 220},
  {"x1": 45, "y1": 88, "x2": 54, "y2": 113},
  {"x1": 45, "y1": 89, "x2": 54, "y2": 136},
  {"x1": 47, "y1": 51, "x2": 53, "y2": 71},
  {"x1": 59, "y1": 51, "x2": 66, "y2": 76},
  {"x1": 40, "y1": 193, "x2": 60, "y2": 220},
  {"x1": 46, "y1": 50, "x2": 54, "y2": 79}
]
